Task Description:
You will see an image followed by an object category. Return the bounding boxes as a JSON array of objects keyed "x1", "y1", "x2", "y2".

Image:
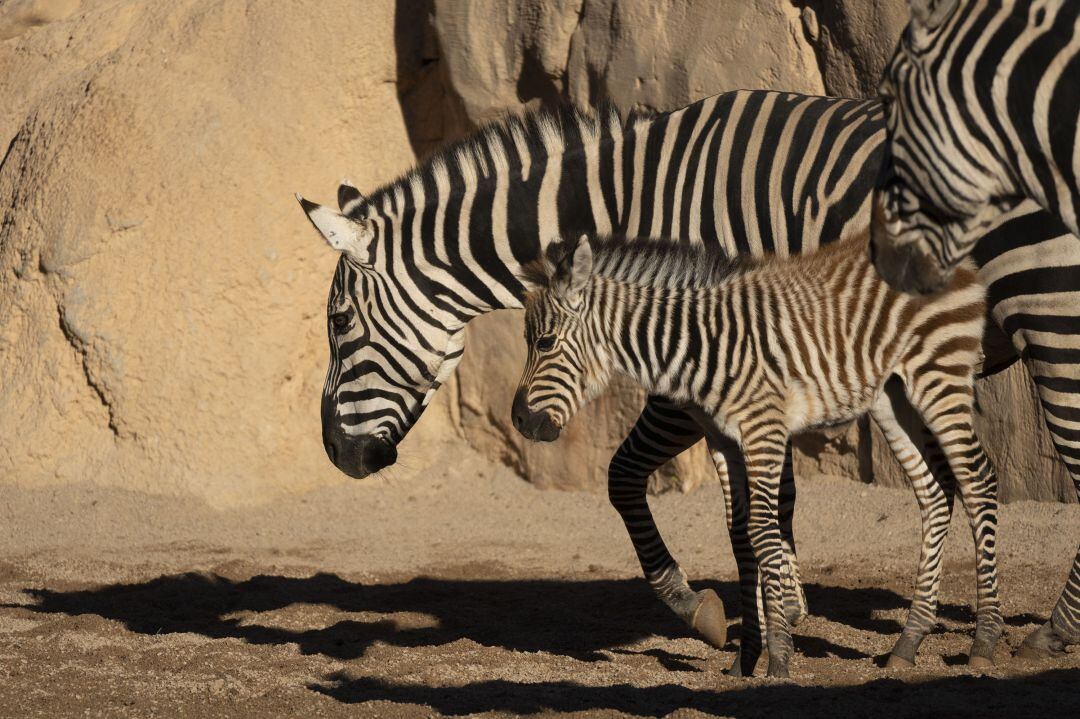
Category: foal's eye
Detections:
[
  {"x1": 535, "y1": 335, "x2": 556, "y2": 352},
  {"x1": 330, "y1": 312, "x2": 351, "y2": 333}
]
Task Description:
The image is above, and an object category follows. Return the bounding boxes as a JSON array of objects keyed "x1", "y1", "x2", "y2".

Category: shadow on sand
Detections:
[{"x1": 11, "y1": 572, "x2": 1074, "y2": 715}]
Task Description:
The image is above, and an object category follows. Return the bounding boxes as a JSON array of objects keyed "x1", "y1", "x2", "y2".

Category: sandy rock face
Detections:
[
  {"x1": 0, "y1": 0, "x2": 1073, "y2": 504},
  {"x1": 0, "y1": 0, "x2": 448, "y2": 504}
]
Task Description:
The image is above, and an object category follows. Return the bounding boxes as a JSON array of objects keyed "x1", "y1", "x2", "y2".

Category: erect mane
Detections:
[
  {"x1": 586, "y1": 235, "x2": 748, "y2": 289},
  {"x1": 350, "y1": 103, "x2": 623, "y2": 219}
]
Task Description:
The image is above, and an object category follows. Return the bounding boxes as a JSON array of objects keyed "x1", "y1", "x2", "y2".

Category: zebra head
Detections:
[
  {"x1": 870, "y1": 0, "x2": 1018, "y2": 293},
  {"x1": 298, "y1": 184, "x2": 465, "y2": 479},
  {"x1": 513, "y1": 236, "x2": 609, "y2": 442}
]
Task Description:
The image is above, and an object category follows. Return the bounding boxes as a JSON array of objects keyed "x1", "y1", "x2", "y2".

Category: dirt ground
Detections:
[{"x1": 1, "y1": 438, "x2": 1078, "y2": 718}]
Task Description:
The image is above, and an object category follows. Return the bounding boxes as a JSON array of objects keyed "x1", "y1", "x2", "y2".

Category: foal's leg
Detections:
[
  {"x1": 739, "y1": 419, "x2": 795, "y2": 678},
  {"x1": 906, "y1": 377, "x2": 1003, "y2": 666},
  {"x1": 870, "y1": 382, "x2": 957, "y2": 667},
  {"x1": 709, "y1": 436, "x2": 765, "y2": 676}
]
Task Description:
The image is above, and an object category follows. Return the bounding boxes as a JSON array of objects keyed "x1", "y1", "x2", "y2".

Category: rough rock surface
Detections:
[
  {"x1": 0, "y1": 0, "x2": 1073, "y2": 503},
  {"x1": 0, "y1": 0, "x2": 448, "y2": 504}
]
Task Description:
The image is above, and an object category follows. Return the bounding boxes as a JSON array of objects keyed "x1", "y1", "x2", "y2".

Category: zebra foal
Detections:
[{"x1": 512, "y1": 233, "x2": 1002, "y2": 677}]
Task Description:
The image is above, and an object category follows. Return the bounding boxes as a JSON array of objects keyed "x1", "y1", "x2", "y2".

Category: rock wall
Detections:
[{"x1": 0, "y1": 0, "x2": 1073, "y2": 504}]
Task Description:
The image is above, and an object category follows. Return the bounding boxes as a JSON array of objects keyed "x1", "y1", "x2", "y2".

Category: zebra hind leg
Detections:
[
  {"x1": 607, "y1": 398, "x2": 726, "y2": 648},
  {"x1": 908, "y1": 378, "x2": 1004, "y2": 666},
  {"x1": 1018, "y1": 466, "x2": 1080, "y2": 658},
  {"x1": 870, "y1": 382, "x2": 956, "y2": 667}
]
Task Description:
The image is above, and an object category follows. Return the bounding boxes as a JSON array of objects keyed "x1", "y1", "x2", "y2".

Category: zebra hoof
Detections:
[
  {"x1": 766, "y1": 656, "x2": 791, "y2": 679},
  {"x1": 1015, "y1": 642, "x2": 1053, "y2": 662},
  {"x1": 967, "y1": 654, "x2": 994, "y2": 669},
  {"x1": 1016, "y1": 621, "x2": 1067, "y2": 661},
  {"x1": 726, "y1": 649, "x2": 767, "y2": 677},
  {"x1": 690, "y1": 589, "x2": 727, "y2": 650},
  {"x1": 885, "y1": 653, "x2": 915, "y2": 669}
]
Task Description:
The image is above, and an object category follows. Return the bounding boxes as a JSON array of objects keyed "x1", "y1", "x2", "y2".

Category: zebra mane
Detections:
[
  {"x1": 586, "y1": 235, "x2": 747, "y2": 289},
  {"x1": 523, "y1": 235, "x2": 747, "y2": 292},
  {"x1": 354, "y1": 103, "x2": 623, "y2": 218}
]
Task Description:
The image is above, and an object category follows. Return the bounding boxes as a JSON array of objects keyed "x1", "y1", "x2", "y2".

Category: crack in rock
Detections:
[{"x1": 55, "y1": 303, "x2": 121, "y2": 438}]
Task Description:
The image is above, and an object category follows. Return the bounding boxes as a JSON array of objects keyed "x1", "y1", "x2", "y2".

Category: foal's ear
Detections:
[
  {"x1": 908, "y1": 0, "x2": 958, "y2": 31},
  {"x1": 296, "y1": 194, "x2": 374, "y2": 265},
  {"x1": 554, "y1": 234, "x2": 593, "y2": 304}
]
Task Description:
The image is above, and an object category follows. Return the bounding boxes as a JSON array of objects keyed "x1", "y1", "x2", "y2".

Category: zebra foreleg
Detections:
[
  {"x1": 607, "y1": 398, "x2": 726, "y2": 647},
  {"x1": 709, "y1": 437, "x2": 762, "y2": 676},
  {"x1": 739, "y1": 419, "x2": 795, "y2": 678},
  {"x1": 777, "y1": 449, "x2": 807, "y2": 628}
]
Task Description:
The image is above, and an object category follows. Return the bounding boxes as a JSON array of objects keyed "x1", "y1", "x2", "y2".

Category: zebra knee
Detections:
[{"x1": 607, "y1": 471, "x2": 647, "y2": 520}]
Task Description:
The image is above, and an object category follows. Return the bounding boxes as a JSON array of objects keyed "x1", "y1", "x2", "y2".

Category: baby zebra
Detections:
[{"x1": 512, "y1": 233, "x2": 1001, "y2": 678}]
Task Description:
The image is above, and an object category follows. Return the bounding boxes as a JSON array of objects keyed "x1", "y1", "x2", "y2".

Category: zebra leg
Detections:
[
  {"x1": 870, "y1": 384, "x2": 957, "y2": 667},
  {"x1": 709, "y1": 437, "x2": 804, "y2": 677},
  {"x1": 739, "y1": 420, "x2": 795, "y2": 678},
  {"x1": 709, "y1": 436, "x2": 764, "y2": 676},
  {"x1": 1018, "y1": 381, "x2": 1080, "y2": 658},
  {"x1": 607, "y1": 397, "x2": 726, "y2": 647},
  {"x1": 778, "y1": 449, "x2": 808, "y2": 628},
  {"x1": 907, "y1": 379, "x2": 1004, "y2": 666}
]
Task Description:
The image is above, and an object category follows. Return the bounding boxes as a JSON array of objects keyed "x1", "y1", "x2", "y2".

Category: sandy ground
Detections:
[{"x1": 1, "y1": 438, "x2": 1079, "y2": 718}]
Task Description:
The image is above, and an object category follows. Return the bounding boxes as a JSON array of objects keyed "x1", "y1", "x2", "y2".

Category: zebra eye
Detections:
[
  {"x1": 535, "y1": 335, "x2": 556, "y2": 352},
  {"x1": 330, "y1": 312, "x2": 351, "y2": 333}
]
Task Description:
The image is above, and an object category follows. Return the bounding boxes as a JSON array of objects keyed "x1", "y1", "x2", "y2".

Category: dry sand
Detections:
[{"x1": 1, "y1": 438, "x2": 1078, "y2": 717}]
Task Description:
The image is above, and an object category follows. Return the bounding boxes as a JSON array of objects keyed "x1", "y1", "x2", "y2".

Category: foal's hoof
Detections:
[
  {"x1": 885, "y1": 653, "x2": 915, "y2": 669},
  {"x1": 690, "y1": 589, "x2": 727, "y2": 650},
  {"x1": 766, "y1": 656, "x2": 791, "y2": 678}
]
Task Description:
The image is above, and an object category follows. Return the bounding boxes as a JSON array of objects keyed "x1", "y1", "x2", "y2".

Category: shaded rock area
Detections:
[{"x1": 0, "y1": 0, "x2": 1073, "y2": 503}]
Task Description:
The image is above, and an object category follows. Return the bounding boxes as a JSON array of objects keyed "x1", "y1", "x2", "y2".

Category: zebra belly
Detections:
[{"x1": 783, "y1": 380, "x2": 877, "y2": 434}]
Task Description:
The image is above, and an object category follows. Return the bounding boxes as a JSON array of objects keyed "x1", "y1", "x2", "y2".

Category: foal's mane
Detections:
[
  {"x1": 522, "y1": 234, "x2": 748, "y2": 291},
  {"x1": 588, "y1": 235, "x2": 748, "y2": 289}
]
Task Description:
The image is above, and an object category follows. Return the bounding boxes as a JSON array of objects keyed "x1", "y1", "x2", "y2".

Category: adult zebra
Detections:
[
  {"x1": 869, "y1": 0, "x2": 1080, "y2": 658},
  {"x1": 298, "y1": 91, "x2": 1075, "y2": 674}
]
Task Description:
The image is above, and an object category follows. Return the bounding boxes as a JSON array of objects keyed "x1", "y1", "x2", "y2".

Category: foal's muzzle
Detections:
[{"x1": 511, "y1": 389, "x2": 562, "y2": 442}]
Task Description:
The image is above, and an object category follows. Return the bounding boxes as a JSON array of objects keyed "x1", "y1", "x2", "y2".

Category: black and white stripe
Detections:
[
  {"x1": 514, "y1": 234, "x2": 1000, "y2": 677},
  {"x1": 870, "y1": 0, "x2": 1080, "y2": 659},
  {"x1": 297, "y1": 89, "x2": 1078, "y2": 673}
]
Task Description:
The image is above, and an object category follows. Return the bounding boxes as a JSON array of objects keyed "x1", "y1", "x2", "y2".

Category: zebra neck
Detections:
[
  {"x1": 589, "y1": 281, "x2": 693, "y2": 399},
  {"x1": 401, "y1": 119, "x2": 626, "y2": 321}
]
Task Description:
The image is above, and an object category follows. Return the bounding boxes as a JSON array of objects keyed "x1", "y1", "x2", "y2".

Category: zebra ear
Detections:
[
  {"x1": 337, "y1": 180, "x2": 366, "y2": 216},
  {"x1": 554, "y1": 235, "x2": 593, "y2": 304},
  {"x1": 296, "y1": 194, "x2": 373, "y2": 264},
  {"x1": 908, "y1": 0, "x2": 958, "y2": 30}
]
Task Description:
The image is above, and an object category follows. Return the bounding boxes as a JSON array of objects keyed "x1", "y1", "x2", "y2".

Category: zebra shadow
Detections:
[
  {"x1": 10, "y1": 572, "x2": 1041, "y2": 665},
  {"x1": 309, "y1": 669, "x2": 1080, "y2": 717}
]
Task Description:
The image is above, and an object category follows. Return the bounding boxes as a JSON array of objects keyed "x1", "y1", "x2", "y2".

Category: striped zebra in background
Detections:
[
  {"x1": 870, "y1": 0, "x2": 1080, "y2": 659},
  {"x1": 297, "y1": 90, "x2": 1078, "y2": 675},
  {"x1": 511, "y1": 232, "x2": 1001, "y2": 678}
]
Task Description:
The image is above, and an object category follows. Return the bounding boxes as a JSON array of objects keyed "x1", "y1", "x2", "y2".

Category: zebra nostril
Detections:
[
  {"x1": 324, "y1": 440, "x2": 338, "y2": 464},
  {"x1": 511, "y1": 390, "x2": 530, "y2": 432}
]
